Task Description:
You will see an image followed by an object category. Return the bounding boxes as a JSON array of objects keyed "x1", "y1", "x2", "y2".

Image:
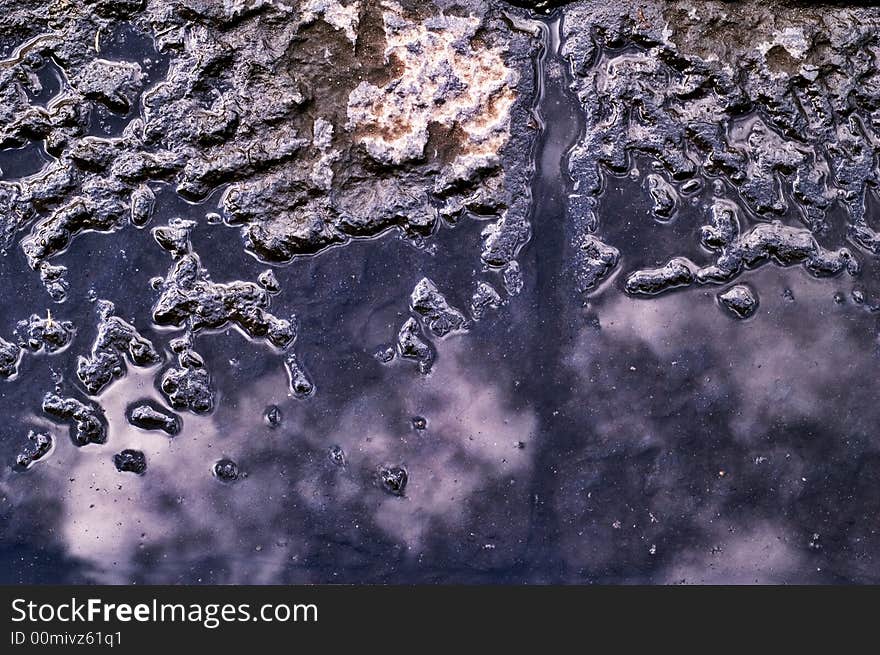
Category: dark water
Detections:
[{"x1": 2, "y1": 12, "x2": 880, "y2": 585}]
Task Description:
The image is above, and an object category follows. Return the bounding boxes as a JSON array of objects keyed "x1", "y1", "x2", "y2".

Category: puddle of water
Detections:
[
  {"x1": 24, "y1": 55, "x2": 64, "y2": 105},
  {"x1": 0, "y1": 142, "x2": 52, "y2": 179}
]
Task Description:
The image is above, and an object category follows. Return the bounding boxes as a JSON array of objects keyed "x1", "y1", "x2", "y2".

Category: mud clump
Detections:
[
  {"x1": 128, "y1": 403, "x2": 180, "y2": 435},
  {"x1": 718, "y1": 285, "x2": 759, "y2": 319},
  {"x1": 378, "y1": 465, "x2": 408, "y2": 496},
  {"x1": 129, "y1": 184, "x2": 155, "y2": 227},
  {"x1": 502, "y1": 261, "x2": 524, "y2": 296},
  {"x1": 114, "y1": 449, "x2": 147, "y2": 475},
  {"x1": 161, "y1": 360, "x2": 214, "y2": 414},
  {"x1": 562, "y1": 0, "x2": 880, "y2": 305},
  {"x1": 284, "y1": 354, "x2": 315, "y2": 399},
  {"x1": 697, "y1": 202, "x2": 857, "y2": 285},
  {"x1": 42, "y1": 392, "x2": 107, "y2": 446},
  {"x1": 0, "y1": 337, "x2": 21, "y2": 379},
  {"x1": 470, "y1": 282, "x2": 502, "y2": 320},
  {"x1": 160, "y1": 336, "x2": 214, "y2": 414},
  {"x1": 152, "y1": 218, "x2": 196, "y2": 258},
  {"x1": 38, "y1": 265, "x2": 70, "y2": 304},
  {"x1": 265, "y1": 405, "x2": 283, "y2": 428},
  {"x1": 76, "y1": 300, "x2": 161, "y2": 395},
  {"x1": 152, "y1": 252, "x2": 296, "y2": 350},
  {"x1": 574, "y1": 235, "x2": 619, "y2": 293},
  {"x1": 374, "y1": 346, "x2": 396, "y2": 364},
  {"x1": 410, "y1": 278, "x2": 468, "y2": 338},
  {"x1": 213, "y1": 459, "x2": 240, "y2": 483},
  {"x1": 15, "y1": 430, "x2": 53, "y2": 470},
  {"x1": 15, "y1": 312, "x2": 75, "y2": 354},
  {"x1": 645, "y1": 174, "x2": 678, "y2": 221},
  {"x1": 625, "y1": 258, "x2": 696, "y2": 296},
  {"x1": 258, "y1": 270, "x2": 281, "y2": 294},
  {"x1": 396, "y1": 318, "x2": 434, "y2": 374}
]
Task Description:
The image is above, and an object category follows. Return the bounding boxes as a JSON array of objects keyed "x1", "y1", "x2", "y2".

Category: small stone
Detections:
[
  {"x1": 0, "y1": 337, "x2": 22, "y2": 380},
  {"x1": 152, "y1": 218, "x2": 196, "y2": 258},
  {"x1": 574, "y1": 236, "x2": 619, "y2": 293},
  {"x1": 130, "y1": 184, "x2": 156, "y2": 227},
  {"x1": 374, "y1": 346, "x2": 395, "y2": 364},
  {"x1": 718, "y1": 284, "x2": 759, "y2": 319},
  {"x1": 265, "y1": 405, "x2": 283, "y2": 428},
  {"x1": 379, "y1": 465, "x2": 408, "y2": 496},
  {"x1": 114, "y1": 449, "x2": 147, "y2": 475},
  {"x1": 213, "y1": 458, "x2": 240, "y2": 483},
  {"x1": 410, "y1": 277, "x2": 468, "y2": 337},
  {"x1": 680, "y1": 179, "x2": 702, "y2": 194},
  {"x1": 328, "y1": 445, "x2": 345, "y2": 466},
  {"x1": 626, "y1": 258, "x2": 696, "y2": 296},
  {"x1": 646, "y1": 173, "x2": 678, "y2": 220},
  {"x1": 258, "y1": 270, "x2": 281, "y2": 294},
  {"x1": 502, "y1": 261, "x2": 524, "y2": 296},
  {"x1": 284, "y1": 353, "x2": 315, "y2": 398},
  {"x1": 396, "y1": 318, "x2": 434, "y2": 373},
  {"x1": 411, "y1": 416, "x2": 427, "y2": 430}
]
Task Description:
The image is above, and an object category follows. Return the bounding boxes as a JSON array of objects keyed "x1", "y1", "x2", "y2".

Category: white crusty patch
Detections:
[
  {"x1": 756, "y1": 26, "x2": 809, "y2": 60},
  {"x1": 310, "y1": 117, "x2": 338, "y2": 190},
  {"x1": 346, "y1": 1, "x2": 517, "y2": 176},
  {"x1": 312, "y1": 116, "x2": 334, "y2": 150},
  {"x1": 299, "y1": 0, "x2": 360, "y2": 45}
]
